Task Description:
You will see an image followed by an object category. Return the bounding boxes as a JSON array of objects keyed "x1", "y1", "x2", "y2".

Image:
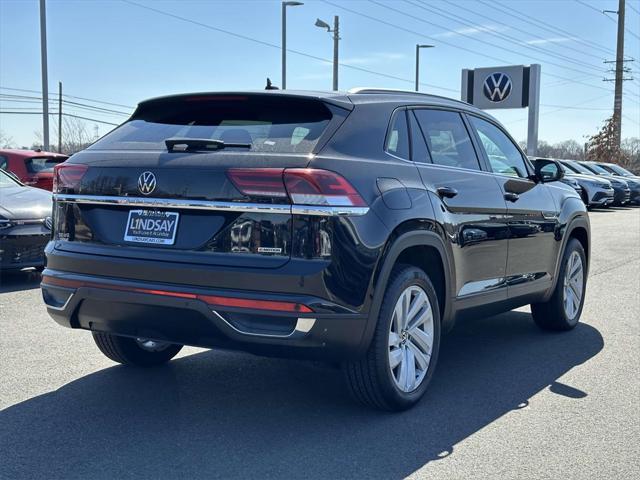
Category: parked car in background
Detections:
[
  {"x1": 556, "y1": 159, "x2": 614, "y2": 208},
  {"x1": 41, "y1": 89, "x2": 590, "y2": 411},
  {"x1": 0, "y1": 149, "x2": 68, "y2": 191},
  {"x1": 0, "y1": 169, "x2": 52, "y2": 271},
  {"x1": 578, "y1": 161, "x2": 631, "y2": 205},
  {"x1": 594, "y1": 162, "x2": 640, "y2": 205}
]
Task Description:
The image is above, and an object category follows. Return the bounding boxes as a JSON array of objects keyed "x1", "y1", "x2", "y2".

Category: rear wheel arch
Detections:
[
  {"x1": 549, "y1": 214, "x2": 590, "y2": 296},
  {"x1": 357, "y1": 226, "x2": 454, "y2": 357}
]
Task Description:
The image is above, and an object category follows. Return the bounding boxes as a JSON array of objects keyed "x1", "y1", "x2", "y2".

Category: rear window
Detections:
[
  {"x1": 25, "y1": 156, "x2": 67, "y2": 173},
  {"x1": 90, "y1": 95, "x2": 334, "y2": 154}
]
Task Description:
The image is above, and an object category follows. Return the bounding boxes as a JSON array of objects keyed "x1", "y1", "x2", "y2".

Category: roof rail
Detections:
[{"x1": 348, "y1": 87, "x2": 470, "y2": 105}]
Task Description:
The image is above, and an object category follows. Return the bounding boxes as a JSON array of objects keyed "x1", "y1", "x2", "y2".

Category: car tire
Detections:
[
  {"x1": 343, "y1": 264, "x2": 441, "y2": 411},
  {"x1": 92, "y1": 332, "x2": 183, "y2": 367},
  {"x1": 531, "y1": 238, "x2": 587, "y2": 331}
]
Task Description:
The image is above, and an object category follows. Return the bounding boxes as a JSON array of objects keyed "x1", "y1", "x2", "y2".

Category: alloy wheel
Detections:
[
  {"x1": 563, "y1": 251, "x2": 584, "y2": 320},
  {"x1": 388, "y1": 285, "x2": 434, "y2": 393}
]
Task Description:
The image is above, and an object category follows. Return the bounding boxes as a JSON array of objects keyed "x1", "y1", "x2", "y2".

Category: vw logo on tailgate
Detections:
[
  {"x1": 483, "y1": 72, "x2": 512, "y2": 102},
  {"x1": 138, "y1": 171, "x2": 157, "y2": 195}
]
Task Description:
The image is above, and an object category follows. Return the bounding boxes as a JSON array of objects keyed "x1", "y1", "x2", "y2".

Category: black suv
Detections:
[{"x1": 42, "y1": 89, "x2": 590, "y2": 411}]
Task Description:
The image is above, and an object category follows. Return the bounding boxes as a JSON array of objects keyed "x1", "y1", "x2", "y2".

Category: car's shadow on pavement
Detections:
[
  {"x1": 0, "y1": 269, "x2": 41, "y2": 294},
  {"x1": 0, "y1": 311, "x2": 603, "y2": 480}
]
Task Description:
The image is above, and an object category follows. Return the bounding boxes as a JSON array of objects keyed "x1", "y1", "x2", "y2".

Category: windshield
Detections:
[
  {"x1": 25, "y1": 156, "x2": 67, "y2": 173},
  {"x1": 0, "y1": 170, "x2": 21, "y2": 187},
  {"x1": 583, "y1": 163, "x2": 610, "y2": 175},
  {"x1": 562, "y1": 160, "x2": 592, "y2": 175},
  {"x1": 90, "y1": 95, "x2": 334, "y2": 154},
  {"x1": 606, "y1": 164, "x2": 634, "y2": 176}
]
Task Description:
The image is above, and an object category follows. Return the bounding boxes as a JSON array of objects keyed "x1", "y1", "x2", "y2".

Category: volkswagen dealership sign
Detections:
[{"x1": 461, "y1": 64, "x2": 541, "y2": 155}]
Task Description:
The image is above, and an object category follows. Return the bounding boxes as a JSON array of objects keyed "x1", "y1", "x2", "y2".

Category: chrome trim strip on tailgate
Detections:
[{"x1": 54, "y1": 194, "x2": 369, "y2": 216}]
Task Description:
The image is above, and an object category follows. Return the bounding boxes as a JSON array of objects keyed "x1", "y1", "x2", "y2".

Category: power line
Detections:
[
  {"x1": 120, "y1": 0, "x2": 457, "y2": 94},
  {"x1": 509, "y1": 93, "x2": 614, "y2": 124},
  {"x1": 486, "y1": 0, "x2": 616, "y2": 58},
  {"x1": 406, "y1": 0, "x2": 608, "y2": 76},
  {"x1": 0, "y1": 110, "x2": 119, "y2": 126},
  {"x1": 443, "y1": 0, "x2": 612, "y2": 66},
  {"x1": 0, "y1": 94, "x2": 130, "y2": 116},
  {"x1": 369, "y1": 0, "x2": 606, "y2": 80},
  {"x1": 323, "y1": 0, "x2": 618, "y2": 95},
  {"x1": 574, "y1": 0, "x2": 640, "y2": 41},
  {"x1": 0, "y1": 86, "x2": 134, "y2": 110}
]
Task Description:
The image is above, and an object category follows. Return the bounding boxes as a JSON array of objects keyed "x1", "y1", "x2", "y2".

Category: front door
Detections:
[
  {"x1": 410, "y1": 108, "x2": 510, "y2": 300},
  {"x1": 466, "y1": 114, "x2": 560, "y2": 296}
]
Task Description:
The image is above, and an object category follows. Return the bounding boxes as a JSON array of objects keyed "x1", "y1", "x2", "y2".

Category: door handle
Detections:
[
  {"x1": 504, "y1": 192, "x2": 520, "y2": 202},
  {"x1": 437, "y1": 186, "x2": 458, "y2": 199}
]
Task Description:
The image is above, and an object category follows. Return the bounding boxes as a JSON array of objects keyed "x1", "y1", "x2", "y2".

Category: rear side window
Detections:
[
  {"x1": 413, "y1": 109, "x2": 480, "y2": 171},
  {"x1": 25, "y1": 156, "x2": 66, "y2": 173},
  {"x1": 0, "y1": 155, "x2": 7, "y2": 170},
  {"x1": 90, "y1": 95, "x2": 334, "y2": 154},
  {"x1": 469, "y1": 116, "x2": 528, "y2": 178},
  {"x1": 385, "y1": 110, "x2": 410, "y2": 160}
]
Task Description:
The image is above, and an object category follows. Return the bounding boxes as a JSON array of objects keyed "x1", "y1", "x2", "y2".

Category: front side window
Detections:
[
  {"x1": 385, "y1": 110, "x2": 410, "y2": 160},
  {"x1": 412, "y1": 109, "x2": 480, "y2": 171},
  {"x1": 0, "y1": 155, "x2": 7, "y2": 171},
  {"x1": 469, "y1": 116, "x2": 529, "y2": 178}
]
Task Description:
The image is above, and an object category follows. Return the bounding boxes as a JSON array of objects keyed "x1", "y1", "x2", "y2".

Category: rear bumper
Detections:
[{"x1": 41, "y1": 269, "x2": 369, "y2": 361}]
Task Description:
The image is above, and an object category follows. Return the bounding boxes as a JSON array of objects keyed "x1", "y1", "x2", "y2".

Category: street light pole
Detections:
[
  {"x1": 415, "y1": 44, "x2": 434, "y2": 92},
  {"x1": 39, "y1": 0, "x2": 50, "y2": 150},
  {"x1": 315, "y1": 16, "x2": 340, "y2": 91},
  {"x1": 281, "y1": 1, "x2": 303, "y2": 90}
]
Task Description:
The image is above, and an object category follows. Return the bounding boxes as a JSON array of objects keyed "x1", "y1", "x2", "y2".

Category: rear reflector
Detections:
[
  {"x1": 53, "y1": 164, "x2": 88, "y2": 193},
  {"x1": 227, "y1": 167, "x2": 366, "y2": 207},
  {"x1": 41, "y1": 276, "x2": 313, "y2": 313}
]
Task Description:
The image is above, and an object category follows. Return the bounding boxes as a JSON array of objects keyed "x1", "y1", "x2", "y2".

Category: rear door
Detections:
[
  {"x1": 53, "y1": 94, "x2": 349, "y2": 269},
  {"x1": 410, "y1": 108, "x2": 510, "y2": 301},
  {"x1": 466, "y1": 114, "x2": 559, "y2": 296}
]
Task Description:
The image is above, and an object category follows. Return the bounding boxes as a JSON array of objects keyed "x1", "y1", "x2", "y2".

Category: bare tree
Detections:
[
  {"x1": 0, "y1": 129, "x2": 15, "y2": 148},
  {"x1": 34, "y1": 117, "x2": 97, "y2": 154}
]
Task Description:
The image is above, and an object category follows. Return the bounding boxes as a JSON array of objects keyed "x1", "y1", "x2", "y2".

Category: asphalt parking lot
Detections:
[{"x1": 1, "y1": 206, "x2": 638, "y2": 480}]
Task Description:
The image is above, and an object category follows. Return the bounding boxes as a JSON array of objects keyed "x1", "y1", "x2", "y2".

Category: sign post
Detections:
[{"x1": 462, "y1": 64, "x2": 541, "y2": 156}]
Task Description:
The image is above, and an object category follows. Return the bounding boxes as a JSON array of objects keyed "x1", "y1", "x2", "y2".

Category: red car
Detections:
[{"x1": 0, "y1": 149, "x2": 68, "y2": 191}]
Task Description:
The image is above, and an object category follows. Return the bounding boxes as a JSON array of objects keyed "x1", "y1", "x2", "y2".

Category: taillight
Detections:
[
  {"x1": 227, "y1": 168, "x2": 287, "y2": 198},
  {"x1": 53, "y1": 164, "x2": 88, "y2": 193},
  {"x1": 227, "y1": 168, "x2": 366, "y2": 207},
  {"x1": 284, "y1": 169, "x2": 366, "y2": 206}
]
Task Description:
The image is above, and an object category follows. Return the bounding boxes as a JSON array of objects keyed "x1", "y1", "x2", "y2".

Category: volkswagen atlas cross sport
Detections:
[{"x1": 41, "y1": 89, "x2": 590, "y2": 411}]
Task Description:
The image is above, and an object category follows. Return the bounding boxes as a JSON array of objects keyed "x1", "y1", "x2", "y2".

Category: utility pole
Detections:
[
  {"x1": 58, "y1": 81, "x2": 62, "y2": 153},
  {"x1": 39, "y1": 0, "x2": 50, "y2": 151},
  {"x1": 415, "y1": 44, "x2": 434, "y2": 91},
  {"x1": 613, "y1": 0, "x2": 625, "y2": 148},
  {"x1": 604, "y1": 0, "x2": 628, "y2": 149}
]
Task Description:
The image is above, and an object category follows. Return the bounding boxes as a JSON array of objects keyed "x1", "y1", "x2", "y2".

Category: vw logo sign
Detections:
[
  {"x1": 483, "y1": 72, "x2": 512, "y2": 102},
  {"x1": 138, "y1": 171, "x2": 157, "y2": 195}
]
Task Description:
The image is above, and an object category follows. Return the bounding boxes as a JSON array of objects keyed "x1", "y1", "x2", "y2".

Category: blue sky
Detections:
[{"x1": 1, "y1": 0, "x2": 639, "y2": 148}]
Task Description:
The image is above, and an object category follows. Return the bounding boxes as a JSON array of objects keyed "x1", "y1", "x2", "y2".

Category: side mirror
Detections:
[{"x1": 533, "y1": 159, "x2": 564, "y2": 183}]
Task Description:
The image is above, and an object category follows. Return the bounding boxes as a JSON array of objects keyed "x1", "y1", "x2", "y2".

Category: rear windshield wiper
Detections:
[{"x1": 165, "y1": 137, "x2": 252, "y2": 152}]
